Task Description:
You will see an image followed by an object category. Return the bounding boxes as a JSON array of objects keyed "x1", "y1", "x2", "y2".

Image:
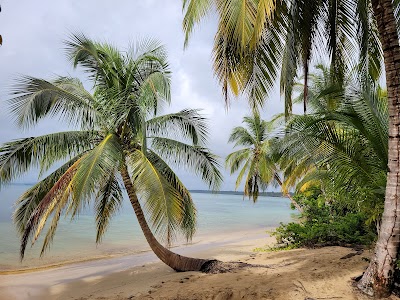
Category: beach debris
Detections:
[{"x1": 294, "y1": 280, "x2": 308, "y2": 293}]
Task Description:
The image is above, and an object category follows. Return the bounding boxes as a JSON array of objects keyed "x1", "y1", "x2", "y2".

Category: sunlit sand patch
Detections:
[
  {"x1": 82, "y1": 275, "x2": 104, "y2": 283},
  {"x1": 49, "y1": 284, "x2": 66, "y2": 295}
]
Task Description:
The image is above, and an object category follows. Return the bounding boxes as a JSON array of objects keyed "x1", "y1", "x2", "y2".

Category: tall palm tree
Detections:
[
  {"x1": 182, "y1": 0, "x2": 400, "y2": 295},
  {"x1": 0, "y1": 34, "x2": 222, "y2": 272},
  {"x1": 226, "y1": 112, "x2": 302, "y2": 211}
]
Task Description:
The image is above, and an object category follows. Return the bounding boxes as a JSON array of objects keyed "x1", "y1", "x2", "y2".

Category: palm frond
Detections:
[
  {"x1": 0, "y1": 131, "x2": 99, "y2": 187},
  {"x1": 65, "y1": 33, "x2": 122, "y2": 89},
  {"x1": 147, "y1": 109, "x2": 209, "y2": 145},
  {"x1": 69, "y1": 133, "x2": 123, "y2": 217},
  {"x1": 146, "y1": 150, "x2": 197, "y2": 241},
  {"x1": 182, "y1": 0, "x2": 214, "y2": 47},
  {"x1": 326, "y1": 0, "x2": 358, "y2": 83},
  {"x1": 9, "y1": 76, "x2": 99, "y2": 129},
  {"x1": 13, "y1": 154, "x2": 83, "y2": 237},
  {"x1": 150, "y1": 137, "x2": 222, "y2": 190},
  {"x1": 225, "y1": 147, "x2": 252, "y2": 174},
  {"x1": 19, "y1": 157, "x2": 82, "y2": 258},
  {"x1": 228, "y1": 126, "x2": 256, "y2": 147},
  {"x1": 94, "y1": 173, "x2": 123, "y2": 243},
  {"x1": 128, "y1": 149, "x2": 187, "y2": 245},
  {"x1": 280, "y1": 14, "x2": 297, "y2": 117},
  {"x1": 356, "y1": 0, "x2": 383, "y2": 81}
]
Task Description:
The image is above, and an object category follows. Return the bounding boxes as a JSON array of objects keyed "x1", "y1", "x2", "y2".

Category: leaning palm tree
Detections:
[
  {"x1": 226, "y1": 112, "x2": 302, "y2": 211},
  {"x1": 0, "y1": 34, "x2": 222, "y2": 272},
  {"x1": 182, "y1": 0, "x2": 400, "y2": 296}
]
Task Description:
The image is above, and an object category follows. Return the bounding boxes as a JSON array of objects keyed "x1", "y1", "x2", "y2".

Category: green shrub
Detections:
[{"x1": 272, "y1": 189, "x2": 377, "y2": 248}]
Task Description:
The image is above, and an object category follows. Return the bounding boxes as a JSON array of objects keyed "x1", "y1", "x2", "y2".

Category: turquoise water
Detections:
[{"x1": 0, "y1": 185, "x2": 295, "y2": 270}]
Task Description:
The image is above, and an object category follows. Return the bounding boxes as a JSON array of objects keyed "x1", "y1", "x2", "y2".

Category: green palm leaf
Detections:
[
  {"x1": 9, "y1": 76, "x2": 99, "y2": 128},
  {"x1": 128, "y1": 149, "x2": 186, "y2": 245},
  {"x1": 0, "y1": 131, "x2": 99, "y2": 187},
  {"x1": 146, "y1": 150, "x2": 197, "y2": 241},
  {"x1": 95, "y1": 173, "x2": 123, "y2": 243},
  {"x1": 147, "y1": 109, "x2": 209, "y2": 145},
  {"x1": 69, "y1": 133, "x2": 123, "y2": 217},
  {"x1": 150, "y1": 137, "x2": 222, "y2": 190}
]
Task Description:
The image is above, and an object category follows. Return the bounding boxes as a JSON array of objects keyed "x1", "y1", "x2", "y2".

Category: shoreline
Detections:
[
  {"x1": 1, "y1": 230, "x2": 392, "y2": 300},
  {"x1": 0, "y1": 227, "x2": 274, "y2": 275},
  {"x1": 0, "y1": 229, "x2": 273, "y2": 300}
]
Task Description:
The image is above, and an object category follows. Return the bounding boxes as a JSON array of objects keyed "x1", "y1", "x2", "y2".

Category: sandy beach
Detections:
[{"x1": 1, "y1": 228, "x2": 397, "y2": 300}]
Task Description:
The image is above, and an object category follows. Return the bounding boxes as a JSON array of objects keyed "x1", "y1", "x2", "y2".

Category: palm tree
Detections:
[
  {"x1": 226, "y1": 112, "x2": 302, "y2": 211},
  {"x1": 182, "y1": 0, "x2": 400, "y2": 295},
  {"x1": 277, "y1": 66, "x2": 388, "y2": 223},
  {"x1": 0, "y1": 34, "x2": 222, "y2": 272}
]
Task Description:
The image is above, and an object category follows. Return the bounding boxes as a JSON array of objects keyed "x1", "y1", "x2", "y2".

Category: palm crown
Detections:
[
  {"x1": 226, "y1": 112, "x2": 302, "y2": 211},
  {"x1": 226, "y1": 112, "x2": 281, "y2": 202},
  {"x1": 0, "y1": 34, "x2": 222, "y2": 263}
]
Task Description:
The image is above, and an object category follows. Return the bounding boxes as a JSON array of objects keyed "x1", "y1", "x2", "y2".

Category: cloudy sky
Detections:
[{"x1": 0, "y1": 0, "x2": 286, "y2": 191}]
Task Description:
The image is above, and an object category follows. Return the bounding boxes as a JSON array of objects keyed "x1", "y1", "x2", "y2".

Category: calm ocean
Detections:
[{"x1": 0, "y1": 184, "x2": 295, "y2": 271}]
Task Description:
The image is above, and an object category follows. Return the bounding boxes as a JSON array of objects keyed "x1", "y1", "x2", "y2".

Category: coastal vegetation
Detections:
[
  {"x1": 182, "y1": 0, "x2": 400, "y2": 297},
  {"x1": 0, "y1": 34, "x2": 222, "y2": 272},
  {"x1": 272, "y1": 189, "x2": 377, "y2": 248},
  {"x1": 228, "y1": 63, "x2": 385, "y2": 252}
]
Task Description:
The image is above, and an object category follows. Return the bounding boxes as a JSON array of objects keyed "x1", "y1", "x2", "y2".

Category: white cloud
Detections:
[{"x1": 0, "y1": 0, "x2": 283, "y2": 191}]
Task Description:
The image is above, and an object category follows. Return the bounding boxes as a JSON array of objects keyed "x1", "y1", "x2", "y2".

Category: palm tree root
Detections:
[{"x1": 200, "y1": 259, "x2": 290, "y2": 274}]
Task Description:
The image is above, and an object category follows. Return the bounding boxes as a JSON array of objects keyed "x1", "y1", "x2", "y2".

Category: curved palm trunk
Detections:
[
  {"x1": 120, "y1": 164, "x2": 208, "y2": 272},
  {"x1": 274, "y1": 175, "x2": 303, "y2": 213},
  {"x1": 285, "y1": 192, "x2": 303, "y2": 213},
  {"x1": 358, "y1": 0, "x2": 400, "y2": 297}
]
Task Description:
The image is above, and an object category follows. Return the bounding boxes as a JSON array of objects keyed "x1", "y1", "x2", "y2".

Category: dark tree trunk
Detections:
[
  {"x1": 303, "y1": 62, "x2": 309, "y2": 114},
  {"x1": 357, "y1": 0, "x2": 400, "y2": 297},
  {"x1": 120, "y1": 164, "x2": 209, "y2": 272}
]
